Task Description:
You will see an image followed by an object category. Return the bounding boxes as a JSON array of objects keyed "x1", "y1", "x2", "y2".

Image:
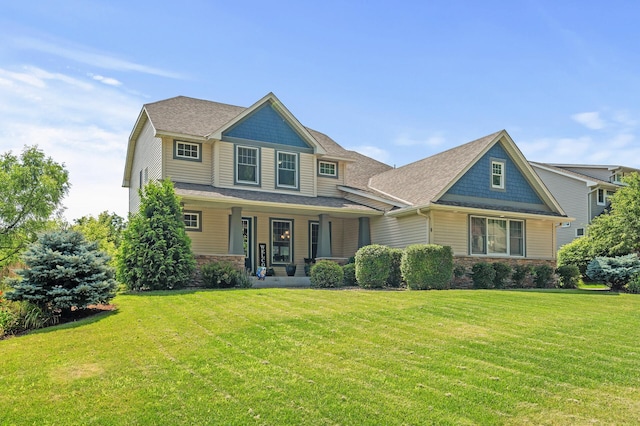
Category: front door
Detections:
[{"x1": 242, "y1": 217, "x2": 253, "y2": 272}]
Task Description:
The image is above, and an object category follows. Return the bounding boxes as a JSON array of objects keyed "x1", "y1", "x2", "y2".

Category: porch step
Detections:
[{"x1": 251, "y1": 276, "x2": 311, "y2": 288}]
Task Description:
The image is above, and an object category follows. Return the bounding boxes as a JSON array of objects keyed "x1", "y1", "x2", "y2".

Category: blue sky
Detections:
[{"x1": 1, "y1": 1, "x2": 639, "y2": 221}]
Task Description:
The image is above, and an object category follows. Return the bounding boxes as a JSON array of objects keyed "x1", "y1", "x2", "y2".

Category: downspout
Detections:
[{"x1": 416, "y1": 208, "x2": 429, "y2": 244}]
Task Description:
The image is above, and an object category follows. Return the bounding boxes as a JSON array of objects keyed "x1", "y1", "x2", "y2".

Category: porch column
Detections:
[
  {"x1": 317, "y1": 214, "x2": 332, "y2": 258},
  {"x1": 229, "y1": 207, "x2": 244, "y2": 255},
  {"x1": 358, "y1": 217, "x2": 371, "y2": 248}
]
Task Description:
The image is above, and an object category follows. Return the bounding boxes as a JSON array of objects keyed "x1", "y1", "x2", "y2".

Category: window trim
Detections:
[
  {"x1": 183, "y1": 210, "x2": 202, "y2": 232},
  {"x1": 270, "y1": 218, "x2": 293, "y2": 265},
  {"x1": 235, "y1": 145, "x2": 261, "y2": 186},
  {"x1": 576, "y1": 228, "x2": 585, "y2": 237},
  {"x1": 491, "y1": 159, "x2": 506, "y2": 190},
  {"x1": 276, "y1": 150, "x2": 299, "y2": 190},
  {"x1": 469, "y1": 215, "x2": 525, "y2": 257},
  {"x1": 318, "y1": 160, "x2": 338, "y2": 178},
  {"x1": 174, "y1": 140, "x2": 202, "y2": 162},
  {"x1": 596, "y1": 188, "x2": 612, "y2": 206},
  {"x1": 308, "y1": 220, "x2": 332, "y2": 259}
]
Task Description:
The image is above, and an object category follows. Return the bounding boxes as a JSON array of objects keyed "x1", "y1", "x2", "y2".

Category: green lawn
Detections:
[{"x1": 1, "y1": 289, "x2": 639, "y2": 425}]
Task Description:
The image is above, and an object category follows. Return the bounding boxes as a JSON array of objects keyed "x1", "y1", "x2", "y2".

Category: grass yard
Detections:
[{"x1": 1, "y1": 288, "x2": 639, "y2": 425}]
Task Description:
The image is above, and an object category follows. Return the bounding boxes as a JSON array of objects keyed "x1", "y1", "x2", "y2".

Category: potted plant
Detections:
[{"x1": 285, "y1": 262, "x2": 297, "y2": 276}]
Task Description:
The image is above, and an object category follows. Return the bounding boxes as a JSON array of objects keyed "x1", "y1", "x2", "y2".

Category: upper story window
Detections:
[
  {"x1": 611, "y1": 172, "x2": 624, "y2": 183},
  {"x1": 597, "y1": 188, "x2": 613, "y2": 206},
  {"x1": 470, "y1": 216, "x2": 524, "y2": 257},
  {"x1": 277, "y1": 151, "x2": 298, "y2": 189},
  {"x1": 236, "y1": 146, "x2": 260, "y2": 185},
  {"x1": 183, "y1": 211, "x2": 201, "y2": 231},
  {"x1": 491, "y1": 160, "x2": 505, "y2": 189},
  {"x1": 174, "y1": 141, "x2": 201, "y2": 161},
  {"x1": 318, "y1": 161, "x2": 337, "y2": 178}
]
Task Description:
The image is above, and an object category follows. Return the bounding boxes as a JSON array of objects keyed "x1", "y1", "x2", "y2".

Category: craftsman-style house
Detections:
[{"x1": 123, "y1": 93, "x2": 569, "y2": 275}]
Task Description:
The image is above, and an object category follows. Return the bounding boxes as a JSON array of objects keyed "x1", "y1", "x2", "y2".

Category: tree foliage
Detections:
[
  {"x1": 4, "y1": 230, "x2": 117, "y2": 314},
  {"x1": 0, "y1": 146, "x2": 69, "y2": 267},
  {"x1": 116, "y1": 179, "x2": 195, "y2": 290},
  {"x1": 72, "y1": 211, "x2": 126, "y2": 261}
]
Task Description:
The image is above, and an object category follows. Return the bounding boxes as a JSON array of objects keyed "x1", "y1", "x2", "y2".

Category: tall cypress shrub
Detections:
[{"x1": 117, "y1": 179, "x2": 195, "y2": 290}]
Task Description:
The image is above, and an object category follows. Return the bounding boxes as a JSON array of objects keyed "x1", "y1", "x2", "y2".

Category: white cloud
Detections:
[
  {"x1": 347, "y1": 145, "x2": 390, "y2": 164},
  {"x1": 90, "y1": 74, "x2": 122, "y2": 87},
  {"x1": 571, "y1": 111, "x2": 605, "y2": 130},
  {"x1": 13, "y1": 36, "x2": 183, "y2": 79},
  {"x1": 0, "y1": 65, "x2": 140, "y2": 221}
]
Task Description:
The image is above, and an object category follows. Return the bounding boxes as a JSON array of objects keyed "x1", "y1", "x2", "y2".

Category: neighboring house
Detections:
[
  {"x1": 530, "y1": 163, "x2": 640, "y2": 250},
  {"x1": 123, "y1": 93, "x2": 569, "y2": 276}
]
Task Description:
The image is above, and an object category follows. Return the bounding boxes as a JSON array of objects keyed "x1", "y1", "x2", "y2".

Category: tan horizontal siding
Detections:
[
  {"x1": 130, "y1": 120, "x2": 162, "y2": 214},
  {"x1": 431, "y1": 211, "x2": 467, "y2": 255},
  {"x1": 526, "y1": 220, "x2": 556, "y2": 259},
  {"x1": 317, "y1": 162, "x2": 345, "y2": 197},
  {"x1": 163, "y1": 138, "x2": 212, "y2": 185},
  {"x1": 185, "y1": 207, "x2": 228, "y2": 255},
  {"x1": 372, "y1": 214, "x2": 428, "y2": 249}
]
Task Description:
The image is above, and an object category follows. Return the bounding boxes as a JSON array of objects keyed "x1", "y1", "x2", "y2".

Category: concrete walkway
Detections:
[{"x1": 251, "y1": 276, "x2": 311, "y2": 288}]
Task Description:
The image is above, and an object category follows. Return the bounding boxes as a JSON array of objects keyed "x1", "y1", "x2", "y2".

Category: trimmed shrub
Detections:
[
  {"x1": 201, "y1": 261, "x2": 241, "y2": 288},
  {"x1": 453, "y1": 265, "x2": 467, "y2": 278},
  {"x1": 512, "y1": 265, "x2": 531, "y2": 288},
  {"x1": 342, "y1": 263, "x2": 357, "y2": 286},
  {"x1": 386, "y1": 248, "x2": 404, "y2": 287},
  {"x1": 492, "y1": 263, "x2": 512, "y2": 289},
  {"x1": 355, "y1": 244, "x2": 392, "y2": 289},
  {"x1": 533, "y1": 264, "x2": 554, "y2": 288},
  {"x1": 556, "y1": 264, "x2": 580, "y2": 289},
  {"x1": 310, "y1": 260, "x2": 343, "y2": 288},
  {"x1": 471, "y1": 262, "x2": 495, "y2": 289},
  {"x1": 586, "y1": 254, "x2": 640, "y2": 290},
  {"x1": 557, "y1": 237, "x2": 593, "y2": 276},
  {"x1": 401, "y1": 244, "x2": 453, "y2": 290},
  {"x1": 627, "y1": 275, "x2": 640, "y2": 294},
  {"x1": 4, "y1": 230, "x2": 117, "y2": 315}
]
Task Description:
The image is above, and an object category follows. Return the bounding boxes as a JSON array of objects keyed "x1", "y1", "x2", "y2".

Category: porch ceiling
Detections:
[{"x1": 173, "y1": 182, "x2": 383, "y2": 218}]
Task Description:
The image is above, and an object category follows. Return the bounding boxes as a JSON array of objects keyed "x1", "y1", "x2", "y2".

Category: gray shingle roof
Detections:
[
  {"x1": 173, "y1": 182, "x2": 381, "y2": 213},
  {"x1": 369, "y1": 131, "x2": 503, "y2": 206},
  {"x1": 529, "y1": 162, "x2": 615, "y2": 187}
]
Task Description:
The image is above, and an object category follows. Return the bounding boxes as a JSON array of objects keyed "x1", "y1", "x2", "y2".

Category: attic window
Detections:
[
  {"x1": 491, "y1": 160, "x2": 505, "y2": 190},
  {"x1": 318, "y1": 161, "x2": 337, "y2": 177},
  {"x1": 174, "y1": 141, "x2": 201, "y2": 161}
]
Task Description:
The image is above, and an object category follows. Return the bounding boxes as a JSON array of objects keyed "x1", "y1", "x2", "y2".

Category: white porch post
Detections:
[
  {"x1": 317, "y1": 214, "x2": 332, "y2": 258},
  {"x1": 358, "y1": 217, "x2": 371, "y2": 248},
  {"x1": 229, "y1": 207, "x2": 244, "y2": 255}
]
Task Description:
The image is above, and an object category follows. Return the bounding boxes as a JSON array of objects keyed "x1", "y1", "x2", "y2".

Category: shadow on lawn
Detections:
[{"x1": 508, "y1": 288, "x2": 620, "y2": 296}]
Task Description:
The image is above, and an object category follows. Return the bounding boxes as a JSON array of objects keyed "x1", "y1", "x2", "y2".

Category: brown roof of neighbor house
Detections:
[{"x1": 369, "y1": 130, "x2": 503, "y2": 206}]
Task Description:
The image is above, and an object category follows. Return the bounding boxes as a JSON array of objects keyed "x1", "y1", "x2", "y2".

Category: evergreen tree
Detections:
[
  {"x1": 117, "y1": 179, "x2": 195, "y2": 290},
  {"x1": 5, "y1": 230, "x2": 117, "y2": 313}
]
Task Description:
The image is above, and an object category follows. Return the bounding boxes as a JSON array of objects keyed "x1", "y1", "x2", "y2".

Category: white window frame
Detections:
[
  {"x1": 276, "y1": 151, "x2": 298, "y2": 189},
  {"x1": 318, "y1": 161, "x2": 337, "y2": 177},
  {"x1": 183, "y1": 211, "x2": 201, "y2": 231},
  {"x1": 236, "y1": 145, "x2": 260, "y2": 185},
  {"x1": 491, "y1": 160, "x2": 505, "y2": 189},
  {"x1": 175, "y1": 141, "x2": 201, "y2": 161},
  {"x1": 597, "y1": 189, "x2": 612, "y2": 206},
  {"x1": 470, "y1": 215, "x2": 524, "y2": 257}
]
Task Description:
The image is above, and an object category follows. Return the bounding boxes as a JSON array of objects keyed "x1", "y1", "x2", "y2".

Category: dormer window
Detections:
[
  {"x1": 491, "y1": 160, "x2": 505, "y2": 190},
  {"x1": 174, "y1": 141, "x2": 201, "y2": 161}
]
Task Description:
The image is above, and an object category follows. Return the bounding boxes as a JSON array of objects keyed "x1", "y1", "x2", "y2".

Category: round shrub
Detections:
[
  {"x1": 401, "y1": 244, "x2": 453, "y2": 290},
  {"x1": 310, "y1": 260, "x2": 344, "y2": 288},
  {"x1": 557, "y1": 237, "x2": 593, "y2": 276},
  {"x1": 201, "y1": 261, "x2": 241, "y2": 288},
  {"x1": 556, "y1": 264, "x2": 580, "y2": 289},
  {"x1": 355, "y1": 244, "x2": 392, "y2": 289},
  {"x1": 511, "y1": 264, "x2": 531, "y2": 288},
  {"x1": 492, "y1": 263, "x2": 512, "y2": 289},
  {"x1": 627, "y1": 275, "x2": 640, "y2": 294},
  {"x1": 586, "y1": 254, "x2": 640, "y2": 290},
  {"x1": 342, "y1": 263, "x2": 357, "y2": 286},
  {"x1": 533, "y1": 264, "x2": 554, "y2": 288},
  {"x1": 471, "y1": 262, "x2": 495, "y2": 289},
  {"x1": 386, "y1": 248, "x2": 404, "y2": 287}
]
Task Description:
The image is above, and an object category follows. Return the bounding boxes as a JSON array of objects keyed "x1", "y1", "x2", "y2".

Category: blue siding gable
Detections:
[
  {"x1": 445, "y1": 142, "x2": 543, "y2": 204},
  {"x1": 223, "y1": 102, "x2": 311, "y2": 148}
]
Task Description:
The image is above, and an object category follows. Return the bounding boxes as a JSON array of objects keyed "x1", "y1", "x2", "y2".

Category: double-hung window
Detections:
[
  {"x1": 175, "y1": 141, "x2": 201, "y2": 161},
  {"x1": 491, "y1": 160, "x2": 505, "y2": 189},
  {"x1": 277, "y1": 151, "x2": 298, "y2": 189},
  {"x1": 597, "y1": 189, "x2": 612, "y2": 206},
  {"x1": 236, "y1": 146, "x2": 259, "y2": 185},
  {"x1": 470, "y1": 216, "x2": 524, "y2": 256}
]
